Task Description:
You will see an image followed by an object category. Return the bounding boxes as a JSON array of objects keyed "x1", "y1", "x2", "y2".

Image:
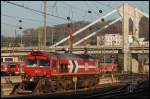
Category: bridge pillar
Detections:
[
  {"x1": 131, "y1": 53, "x2": 149, "y2": 73},
  {"x1": 118, "y1": 3, "x2": 144, "y2": 73},
  {"x1": 118, "y1": 3, "x2": 130, "y2": 72},
  {"x1": 131, "y1": 54, "x2": 139, "y2": 73}
]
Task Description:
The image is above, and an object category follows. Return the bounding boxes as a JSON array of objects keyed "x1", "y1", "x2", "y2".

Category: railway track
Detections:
[
  {"x1": 1, "y1": 74, "x2": 149, "y2": 98},
  {"x1": 2, "y1": 80, "x2": 149, "y2": 99},
  {"x1": 2, "y1": 79, "x2": 149, "y2": 98},
  {"x1": 64, "y1": 79, "x2": 149, "y2": 98}
]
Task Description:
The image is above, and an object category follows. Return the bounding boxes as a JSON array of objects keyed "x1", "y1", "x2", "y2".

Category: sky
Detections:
[{"x1": 1, "y1": 1, "x2": 149, "y2": 37}]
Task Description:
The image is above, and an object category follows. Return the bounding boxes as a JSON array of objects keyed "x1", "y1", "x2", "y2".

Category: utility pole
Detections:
[
  {"x1": 69, "y1": 23, "x2": 73, "y2": 53},
  {"x1": 44, "y1": 1, "x2": 47, "y2": 48}
]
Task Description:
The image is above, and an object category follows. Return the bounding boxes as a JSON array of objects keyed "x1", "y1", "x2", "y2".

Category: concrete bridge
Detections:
[{"x1": 1, "y1": 45, "x2": 149, "y2": 54}]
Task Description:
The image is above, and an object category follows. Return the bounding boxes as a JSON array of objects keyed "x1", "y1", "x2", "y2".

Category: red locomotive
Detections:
[
  {"x1": 11, "y1": 51, "x2": 100, "y2": 94},
  {"x1": 7, "y1": 62, "x2": 25, "y2": 75},
  {"x1": 1, "y1": 62, "x2": 9, "y2": 75},
  {"x1": 1, "y1": 62, "x2": 25, "y2": 76},
  {"x1": 99, "y1": 63, "x2": 118, "y2": 73}
]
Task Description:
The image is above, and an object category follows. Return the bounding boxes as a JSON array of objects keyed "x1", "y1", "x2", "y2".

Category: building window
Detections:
[{"x1": 5, "y1": 58, "x2": 13, "y2": 62}]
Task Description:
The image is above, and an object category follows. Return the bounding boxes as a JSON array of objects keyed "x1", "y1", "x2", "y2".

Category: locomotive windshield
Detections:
[
  {"x1": 26, "y1": 59, "x2": 37, "y2": 67},
  {"x1": 39, "y1": 59, "x2": 50, "y2": 67}
]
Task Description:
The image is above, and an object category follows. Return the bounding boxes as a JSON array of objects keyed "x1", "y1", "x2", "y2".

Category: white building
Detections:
[
  {"x1": 97, "y1": 34, "x2": 148, "y2": 46},
  {"x1": 97, "y1": 34, "x2": 122, "y2": 46}
]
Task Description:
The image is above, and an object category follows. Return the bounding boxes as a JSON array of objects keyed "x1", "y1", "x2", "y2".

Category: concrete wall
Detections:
[{"x1": 131, "y1": 58, "x2": 139, "y2": 73}]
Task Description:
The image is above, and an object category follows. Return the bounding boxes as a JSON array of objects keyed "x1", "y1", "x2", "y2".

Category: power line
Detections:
[
  {"x1": 2, "y1": 22, "x2": 19, "y2": 27},
  {"x1": 96, "y1": 1, "x2": 148, "y2": 19},
  {"x1": 3, "y1": 1, "x2": 70, "y2": 21},
  {"x1": 63, "y1": 1, "x2": 88, "y2": 12},
  {"x1": 61, "y1": 1, "x2": 89, "y2": 21},
  {"x1": 2, "y1": 13, "x2": 64, "y2": 26},
  {"x1": 63, "y1": 1, "x2": 99, "y2": 16},
  {"x1": 3, "y1": 1, "x2": 70, "y2": 25},
  {"x1": 2, "y1": 14, "x2": 42, "y2": 23},
  {"x1": 85, "y1": 1, "x2": 100, "y2": 17},
  {"x1": 61, "y1": 1, "x2": 102, "y2": 22}
]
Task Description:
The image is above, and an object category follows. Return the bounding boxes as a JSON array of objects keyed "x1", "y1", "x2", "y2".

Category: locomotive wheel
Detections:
[
  {"x1": 33, "y1": 78, "x2": 51, "y2": 94},
  {"x1": 66, "y1": 80, "x2": 70, "y2": 90},
  {"x1": 65, "y1": 80, "x2": 72, "y2": 90},
  {"x1": 50, "y1": 81, "x2": 57, "y2": 92},
  {"x1": 56, "y1": 81, "x2": 64, "y2": 91},
  {"x1": 77, "y1": 80, "x2": 83, "y2": 89},
  {"x1": 84, "y1": 80, "x2": 90, "y2": 88}
]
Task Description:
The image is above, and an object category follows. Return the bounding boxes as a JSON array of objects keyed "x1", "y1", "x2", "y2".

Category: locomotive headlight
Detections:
[
  {"x1": 30, "y1": 77, "x2": 34, "y2": 81},
  {"x1": 33, "y1": 64, "x2": 37, "y2": 67}
]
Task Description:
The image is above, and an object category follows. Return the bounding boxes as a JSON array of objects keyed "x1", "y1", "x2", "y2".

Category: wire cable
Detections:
[{"x1": 3, "y1": 1, "x2": 70, "y2": 21}]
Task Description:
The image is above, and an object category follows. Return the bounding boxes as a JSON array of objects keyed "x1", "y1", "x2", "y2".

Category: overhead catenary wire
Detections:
[
  {"x1": 3, "y1": 1, "x2": 72, "y2": 21},
  {"x1": 58, "y1": 1, "x2": 87, "y2": 22},
  {"x1": 2, "y1": 2, "x2": 65, "y2": 25},
  {"x1": 2, "y1": 22, "x2": 19, "y2": 28},
  {"x1": 62, "y1": 1, "x2": 92, "y2": 14},
  {"x1": 2, "y1": 13, "x2": 65, "y2": 27},
  {"x1": 84, "y1": 1, "x2": 100, "y2": 17},
  {"x1": 96, "y1": 1, "x2": 149, "y2": 19},
  {"x1": 1, "y1": 14, "x2": 49, "y2": 29},
  {"x1": 2, "y1": 14, "x2": 43, "y2": 23}
]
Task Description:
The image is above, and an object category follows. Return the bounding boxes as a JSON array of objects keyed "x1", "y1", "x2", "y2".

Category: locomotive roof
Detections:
[
  {"x1": 47, "y1": 52, "x2": 96, "y2": 60},
  {"x1": 30, "y1": 51, "x2": 96, "y2": 60}
]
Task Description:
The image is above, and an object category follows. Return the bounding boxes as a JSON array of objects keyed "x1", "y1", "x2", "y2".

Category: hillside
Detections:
[{"x1": 2, "y1": 17, "x2": 149, "y2": 47}]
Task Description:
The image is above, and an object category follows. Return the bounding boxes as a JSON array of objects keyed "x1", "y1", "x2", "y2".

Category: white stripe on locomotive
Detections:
[
  {"x1": 74, "y1": 60, "x2": 78, "y2": 73},
  {"x1": 69, "y1": 60, "x2": 73, "y2": 73}
]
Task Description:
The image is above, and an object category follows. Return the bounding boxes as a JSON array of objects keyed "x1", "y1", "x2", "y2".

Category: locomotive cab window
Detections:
[
  {"x1": 39, "y1": 59, "x2": 50, "y2": 67},
  {"x1": 60, "y1": 64, "x2": 68, "y2": 73},
  {"x1": 26, "y1": 59, "x2": 37, "y2": 67}
]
